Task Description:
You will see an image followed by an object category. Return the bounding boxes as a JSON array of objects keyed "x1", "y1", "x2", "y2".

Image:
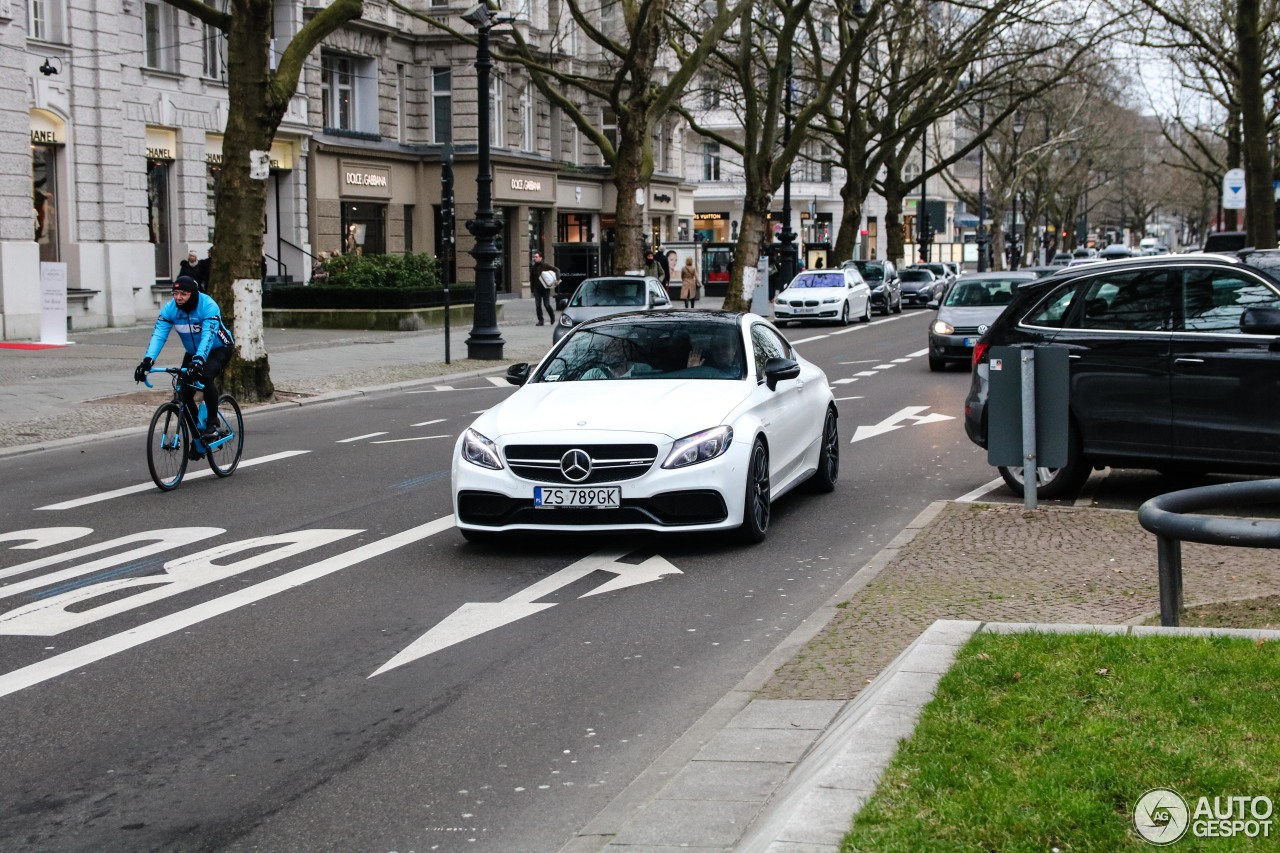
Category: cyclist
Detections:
[{"x1": 133, "y1": 275, "x2": 235, "y2": 445}]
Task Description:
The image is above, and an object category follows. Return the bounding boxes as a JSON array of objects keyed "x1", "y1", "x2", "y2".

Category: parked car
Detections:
[
  {"x1": 928, "y1": 272, "x2": 1037, "y2": 371},
  {"x1": 1051, "y1": 252, "x2": 1073, "y2": 266},
  {"x1": 453, "y1": 311, "x2": 839, "y2": 544},
  {"x1": 844, "y1": 259, "x2": 901, "y2": 315},
  {"x1": 1071, "y1": 247, "x2": 1098, "y2": 259},
  {"x1": 773, "y1": 268, "x2": 872, "y2": 325},
  {"x1": 553, "y1": 274, "x2": 672, "y2": 342},
  {"x1": 963, "y1": 254, "x2": 1280, "y2": 498},
  {"x1": 909, "y1": 262, "x2": 955, "y2": 290},
  {"x1": 898, "y1": 268, "x2": 940, "y2": 307},
  {"x1": 1019, "y1": 265, "x2": 1065, "y2": 278}
]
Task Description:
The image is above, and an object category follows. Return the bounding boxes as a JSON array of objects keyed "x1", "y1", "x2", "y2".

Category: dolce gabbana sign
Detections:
[
  {"x1": 340, "y1": 161, "x2": 392, "y2": 198},
  {"x1": 494, "y1": 167, "x2": 555, "y2": 202}
]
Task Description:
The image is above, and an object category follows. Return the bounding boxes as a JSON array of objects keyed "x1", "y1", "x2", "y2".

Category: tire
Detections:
[
  {"x1": 892, "y1": 292, "x2": 903, "y2": 314},
  {"x1": 860, "y1": 298, "x2": 872, "y2": 323},
  {"x1": 929, "y1": 354, "x2": 947, "y2": 372},
  {"x1": 998, "y1": 421, "x2": 1090, "y2": 500},
  {"x1": 810, "y1": 408, "x2": 839, "y2": 493},
  {"x1": 207, "y1": 393, "x2": 244, "y2": 477},
  {"x1": 838, "y1": 303, "x2": 850, "y2": 326},
  {"x1": 736, "y1": 439, "x2": 772, "y2": 543},
  {"x1": 147, "y1": 402, "x2": 189, "y2": 491}
]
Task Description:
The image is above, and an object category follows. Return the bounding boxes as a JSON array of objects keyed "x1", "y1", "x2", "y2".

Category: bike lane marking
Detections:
[
  {"x1": 0, "y1": 515, "x2": 456, "y2": 700},
  {"x1": 35, "y1": 451, "x2": 311, "y2": 511}
]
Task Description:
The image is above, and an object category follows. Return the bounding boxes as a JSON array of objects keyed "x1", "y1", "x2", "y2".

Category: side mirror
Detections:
[
  {"x1": 653, "y1": 294, "x2": 670, "y2": 306},
  {"x1": 556, "y1": 297, "x2": 568, "y2": 311},
  {"x1": 763, "y1": 356, "x2": 801, "y2": 390},
  {"x1": 505, "y1": 363, "x2": 530, "y2": 386},
  {"x1": 1241, "y1": 306, "x2": 1280, "y2": 336}
]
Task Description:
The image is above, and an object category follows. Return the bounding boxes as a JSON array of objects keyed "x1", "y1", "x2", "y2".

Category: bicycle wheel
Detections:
[
  {"x1": 207, "y1": 393, "x2": 244, "y2": 477},
  {"x1": 147, "y1": 402, "x2": 190, "y2": 491}
]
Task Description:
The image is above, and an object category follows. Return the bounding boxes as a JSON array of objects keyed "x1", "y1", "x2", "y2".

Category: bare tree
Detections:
[{"x1": 162, "y1": 0, "x2": 366, "y2": 402}]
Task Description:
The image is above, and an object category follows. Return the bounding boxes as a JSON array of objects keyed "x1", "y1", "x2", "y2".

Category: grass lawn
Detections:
[{"x1": 842, "y1": 630, "x2": 1280, "y2": 852}]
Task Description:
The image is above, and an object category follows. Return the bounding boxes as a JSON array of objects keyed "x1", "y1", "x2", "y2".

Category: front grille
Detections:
[
  {"x1": 951, "y1": 325, "x2": 983, "y2": 335},
  {"x1": 504, "y1": 443, "x2": 658, "y2": 485},
  {"x1": 457, "y1": 489, "x2": 728, "y2": 527}
]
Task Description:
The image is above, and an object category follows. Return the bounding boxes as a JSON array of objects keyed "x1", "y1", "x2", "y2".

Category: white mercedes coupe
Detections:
[{"x1": 452, "y1": 311, "x2": 839, "y2": 544}]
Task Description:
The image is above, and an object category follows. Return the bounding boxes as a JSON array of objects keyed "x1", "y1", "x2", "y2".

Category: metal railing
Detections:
[{"x1": 1137, "y1": 479, "x2": 1280, "y2": 626}]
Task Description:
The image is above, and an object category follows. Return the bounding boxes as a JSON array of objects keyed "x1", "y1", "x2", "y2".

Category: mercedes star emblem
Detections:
[{"x1": 560, "y1": 449, "x2": 592, "y2": 482}]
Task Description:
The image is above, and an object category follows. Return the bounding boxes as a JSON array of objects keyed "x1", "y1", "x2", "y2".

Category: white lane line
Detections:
[
  {"x1": 406, "y1": 385, "x2": 457, "y2": 394},
  {"x1": 907, "y1": 348, "x2": 929, "y2": 357},
  {"x1": 411, "y1": 418, "x2": 447, "y2": 427},
  {"x1": 486, "y1": 376, "x2": 509, "y2": 386},
  {"x1": 0, "y1": 516, "x2": 457, "y2": 700},
  {"x1": 873, "y1": 364, "x2": 896, "y2": 370},
  {"x1": 892, "y1": 358, "x2": 913, "y2": 363},
  {"x1": 338, "y1": 432, "x2": 388, "y2": 443},
  {"x1": 839, "y1": 359, "x2": 879, "y2": 365},
  {"x1": 36, "y1": 451, "x2": 312, "y2": 511},
  {"x1": 370, "y1": 435, "x2": 450, "y2": 444},
  {"x1": 831, "y1": 378, "x2": 859, "y2": 385},
  {"x1": 787, "y1": 335, "x2": 827, "y2": 345},
  {"x1": 833, "y1": 395, "x2": 864, "y2": 401},
  {"x1": 956, "y1": 476, "x2": 1006, "y2": 503},
  {"x1": 854, "y1": 371, "x2": 878, "y2": 377}
]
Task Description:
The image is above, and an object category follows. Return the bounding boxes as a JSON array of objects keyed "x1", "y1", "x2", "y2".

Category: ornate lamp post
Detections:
[
  {"x1": 1010, "y1": 111, "x2": 1025, "y2": 270},
  {"x1": 462, "y1": 3, "x2": 510, "y2": 360},
  {"x1": 977, "y1": 95, "x2": 988, "y2": 272},
  {"x1": 777, "y1": 63, "x2": 798, "y2": 295}
]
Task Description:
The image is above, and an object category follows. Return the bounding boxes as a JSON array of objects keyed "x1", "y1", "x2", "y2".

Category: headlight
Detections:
[
  {"x1": 558, "y1": 314, "x2": 574, "y2": 327},
  {"x1": 872, "y1": 284, "x2": 885, "y2": 293},
  {"x1": 662, "y1": 425, "x2": 733, "y2": 469},
  {"x1": 821, "y1": 297, "x2": 838, "y2": 304},
  {"x1": 932, "y1": 320, "x2": 955, "y2": 335},
  {"x1": 461, "y1": 428, "x2": 503, "y2": 470}
]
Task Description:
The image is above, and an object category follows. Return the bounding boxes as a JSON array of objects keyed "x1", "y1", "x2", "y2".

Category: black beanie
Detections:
[{"x1": 173, "y1": 276, "x2": 200, "y2": 294}]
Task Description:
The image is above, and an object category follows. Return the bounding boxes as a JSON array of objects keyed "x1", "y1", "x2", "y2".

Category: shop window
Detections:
[
  {"x1": 342, "y1": 203, "x2": 386, "y2": 256},
  {"x1": 143, "y1": 2, "x2": 178, "y2": 71},
  {"x1": 432, "y1": 68, "x2": 452, "y2": 145},
  {"x1": 558, "y1": 213, "x2": 591, "y2": 243},
  {"x1": 206, "y1": 163, "x2": 221, "y2": 243},
  {"x1": 404, "y1": 205, "x2": 414, "y2": 254},
  {"x1": 520, "y1": 85, "x2": 534, "y2": 152},
  {"x1": 147, "y1": 159, "x2": 173, "y2": 282},
  {"x1": 33, "y1": 146, "x2": 61, "y2": 263}
]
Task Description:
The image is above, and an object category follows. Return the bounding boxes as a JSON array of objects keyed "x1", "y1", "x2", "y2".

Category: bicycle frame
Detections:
[{"x1": 144, "y1": 367, "x2": 233, "y2": 454}]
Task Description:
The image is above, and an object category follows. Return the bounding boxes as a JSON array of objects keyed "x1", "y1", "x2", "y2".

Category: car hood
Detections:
[
  {"x1": 937, "y1": 305, "x2": 1006, "y2": 325},
  {"x1": 899, "y1": 280, "x2": 934, "y2": 292},
  {"x1": 475, "y1": 379, "x2": 753, "y2": 440},
  {"x1": 776, "y1": 287, "x2": 852, "y2": 300}
]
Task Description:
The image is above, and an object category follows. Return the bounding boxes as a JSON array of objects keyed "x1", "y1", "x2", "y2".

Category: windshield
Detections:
[
  {"x1": 900, "y1": 270, "x2": 932, "y2": 281},
  {"x1": 534, "y1": 321, "x2": 747, "y2": 382},
  {"x1": 570, "y1": 279, "x2": 647, "y2": 308},
  {"x1": 943, "y1": 279, "x2": 1018, "y2": 308},
  {"x1": 787, "y1": 273, "x2": 846, "y2": 289}
]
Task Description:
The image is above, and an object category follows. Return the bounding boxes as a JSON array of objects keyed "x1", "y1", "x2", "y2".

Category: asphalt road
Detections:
[{"x1": 0, "y1": 307, "x2": 1011, "y2": 852}]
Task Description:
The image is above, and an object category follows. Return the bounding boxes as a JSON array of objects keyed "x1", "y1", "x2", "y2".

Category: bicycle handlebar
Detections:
[{"x1": 142, "y1": 366, "x2": 205, "y2": 391}]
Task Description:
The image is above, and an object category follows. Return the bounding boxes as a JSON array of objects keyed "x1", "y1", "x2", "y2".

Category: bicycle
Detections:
[{"x1": 142, "y1": 367, "x2": 244, "y2": 491}]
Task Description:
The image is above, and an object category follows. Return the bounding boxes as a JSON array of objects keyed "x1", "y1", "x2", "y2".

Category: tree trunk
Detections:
[
  {"x1": 611, "y1": 132, "x2": 649, "y2": 273},
  {"x1": 882, "y1": 175, "x2": 907, "y2": 267},
  {"x1": 832, "y1": 178, "x2": 866, "y2": 261},
  {"x1": 1236, "y1": 0, "x2": 1277, "y2": 248},
  {"x1": 723, "y1": 209, "x2": 769, "y2": 312}
]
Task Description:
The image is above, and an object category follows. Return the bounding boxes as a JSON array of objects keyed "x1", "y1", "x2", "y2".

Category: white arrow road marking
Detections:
[
  {"x1": 338, "y1": 432, "x2": 388, "y2": 443},
  {"x1": 0, "y1": 515, "x2": 456, "y2": 700},
  {"x1": 371, "y1": 550, "x2": 681, "y2": 677},
  {"x1": 371, "y1": 435, "x2": 451, "y2": 444},
  {"x1": 0, "y1": 528, "x2": 93, "y2": 550},
  {"x1": 36, "y1": 451, "x2": 311, "y2": 511},
  {"x1": 407, "y1": 385, "x2": 457, "y2": 394},
  {"x1": 850, "y1": 405, "x2": 956, "y2": 443}
]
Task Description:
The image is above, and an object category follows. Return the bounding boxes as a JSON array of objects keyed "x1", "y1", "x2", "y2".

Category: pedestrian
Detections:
[
  {"x1": 530, "y1": 251, "x2": 558, "y2": 326},
  {"x1": 679, "y1": 256, "x2": 699, "y2": 308},
  {"x1": 133, "y1": 276, "x2": 235, "y2": 448},
  {"x1": 643, "y1": 250, "x2": 663, "y2": 280},
  {"x1": 655, "y1": 245, "x2": 671, "y2": 289},
  {"x1": 177, "y1": 246, "x2": 210, "y2": 291}
]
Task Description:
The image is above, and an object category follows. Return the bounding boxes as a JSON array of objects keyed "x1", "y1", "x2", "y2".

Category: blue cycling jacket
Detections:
[{"x1": 144, "y1": 292, "x2": 234, "y2": 361}]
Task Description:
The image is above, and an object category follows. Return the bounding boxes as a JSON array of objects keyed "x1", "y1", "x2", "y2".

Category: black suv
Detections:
[
  {"x1": 964, "y1": 254, "x2": 1280, "y2": 497},
  {"x1": 844, "y1": 260, "x2": 901, "y2": 314}
]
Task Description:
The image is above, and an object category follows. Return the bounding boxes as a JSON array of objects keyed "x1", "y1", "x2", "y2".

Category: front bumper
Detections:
[
  {"x1": 773, "y1": 304, "x2": 842, "y2": 322},
  {"x1": 452, "y1": 431, "x2": 751, "y2": 533},
  {"x1": 928, "y1": 332, "x2": 976, "y2": 363},
  {"x1": 900, "y1": 290, "x2": 933, "y2": 307}
]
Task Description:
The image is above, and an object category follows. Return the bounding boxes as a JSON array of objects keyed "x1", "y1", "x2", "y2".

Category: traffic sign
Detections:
[{"x1": 1223, "y1": 167, "x2": 1246, "y2": 210}]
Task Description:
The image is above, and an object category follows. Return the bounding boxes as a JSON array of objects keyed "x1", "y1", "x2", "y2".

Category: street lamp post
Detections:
[
  {"x1": 920, "y1": 123, "x2": 930, "y2": 262},
  {"x1": 1010, "y1": 111, "x2": 1025, "y2": 270},
  {"x1": 777, "y1": 63, "x2": 798, "y2": 295},
  {"x1": 462, "y1": 3, "x2": 509, "y2": 360}
]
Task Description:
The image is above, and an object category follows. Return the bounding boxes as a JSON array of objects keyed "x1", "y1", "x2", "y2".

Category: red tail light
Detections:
[{"x1": 972, "y1": 340, "x2": 989, "y2": 369}]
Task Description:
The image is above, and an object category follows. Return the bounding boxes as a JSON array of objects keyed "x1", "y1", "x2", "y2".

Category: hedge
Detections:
[{"x1": 264, "y1": 286, "x2": 476, "y2": 310}]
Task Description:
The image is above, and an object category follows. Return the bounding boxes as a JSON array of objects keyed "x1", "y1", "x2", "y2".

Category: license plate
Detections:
[
  {"x1": 534, "y1": 486, "x2": 621, "y2": 508},
  {"x1": 796, "y1": 306, "x2": 817, "y2": 314},
  {"x1": 963, "y1": 337, "x2": 977, "y2": 347}
]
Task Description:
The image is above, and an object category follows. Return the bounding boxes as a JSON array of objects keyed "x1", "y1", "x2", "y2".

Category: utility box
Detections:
[{"x1": 987, "y1": 345, "x2": 1070, "y2": 468}]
